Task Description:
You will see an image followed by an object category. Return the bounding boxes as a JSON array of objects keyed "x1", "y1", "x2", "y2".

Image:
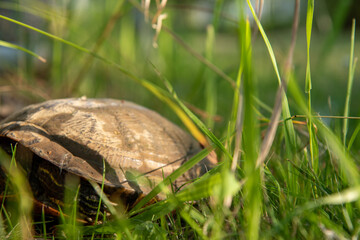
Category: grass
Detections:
[{"x1": 0, "y1": 0, "x2": 360, "y2": 239}]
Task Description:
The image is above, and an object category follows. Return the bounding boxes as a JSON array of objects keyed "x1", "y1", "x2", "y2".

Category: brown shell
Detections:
[{"x1": 0, "y1": 98, "x2": 212, "y2": 195}]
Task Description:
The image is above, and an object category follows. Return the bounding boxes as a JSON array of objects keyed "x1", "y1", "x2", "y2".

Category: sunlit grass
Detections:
[{"x1": 0, "y1": 0, "x2": 359, "y2": 239}]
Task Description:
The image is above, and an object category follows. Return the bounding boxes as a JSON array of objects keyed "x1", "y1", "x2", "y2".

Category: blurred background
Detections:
[{"x1": 0, "y1": 0, "x2": 359, "y2": 137}]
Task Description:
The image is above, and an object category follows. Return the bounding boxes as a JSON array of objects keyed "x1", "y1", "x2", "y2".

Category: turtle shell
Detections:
[{"x1": 0, "y1": 98, "x2": 213, "y2": 210}]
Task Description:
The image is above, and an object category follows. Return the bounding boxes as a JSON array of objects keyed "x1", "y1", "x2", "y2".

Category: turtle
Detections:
[{"x1": 0, "y1": 98, "x2": 214, "y2": 220}]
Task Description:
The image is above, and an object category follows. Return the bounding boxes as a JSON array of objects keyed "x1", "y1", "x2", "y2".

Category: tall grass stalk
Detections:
[
  {"x1": 238, "y1": 2, "x2": 262, "y2": 238},
  {"x1": 343, "y1": 19, "x2": 357, "y2": 145},
  {"x1": 305, "y1": 0, "x2": 320, "y2": 178},
  {"x1": 246, "y1": 0, "x2": 297, "y2": 163}
]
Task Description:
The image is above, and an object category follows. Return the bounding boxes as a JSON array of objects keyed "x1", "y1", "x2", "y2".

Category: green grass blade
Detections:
[
  {"x1": 203, "y1": 0, "x2": 223, "y2": 131},
  {"x1": 305, "y1": 0, "x2": 314, "y2": 94},
  {"x1": 246, "y1": 0, "x2": 297, "y2": 156},
  {"x1": 169, "y1": 90, "x2": 229, "y2": 158},
  {"x1": 238, "y1": 10, "x2": 262, "y2": 239},
  {"x1": 6, "y1": 145, "x2": 33, "y2": 239},
  {"x1": 245, "y1": 0, "x2": 280, "y2": 85},
  {"x1": 150, "y1": 62, "x2": 231, "y2": 158},
  {"x1": 175, "y1": 169, "x2": 242, "y2": 203},
  {"x1": 41, "y1": 206, "x2": 47, "y2": 239},
  {"x1": 130, "y1": 146, "x2": 214, "y2": 213},
  {"x1": 140, "y1": 79, "x2": 209, "y2": 147},
  {"x1": 0, "y1": 40, "x2": 46, "y2": 63},
  {"x1": 126, "y1": 169, "x2": 232, "y2": 232},
  {"x1": 0, "y1": 15, "x2": 92, "y2": 56},
  {"x1": 300, "y1": 186, "x2": 360, "y2": 214},
  {"x1": 305, "y1": 0, "x2": 319, "y2": 176},
  {"x1": 347, "y1": 121, "x2": 360, "y2": 151},
  {"x1": 205, "y1": 25, "x2": 217, "y2": 131},
  {"x1": 0, "y1": 1, "x2": 66, "y2": 22},
  {"x1": 343, "y1": 19, "x2": 357, "y2": 145},
  {"x1": 179, "y1": 206, "x2": 208, "y2": 240}
]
